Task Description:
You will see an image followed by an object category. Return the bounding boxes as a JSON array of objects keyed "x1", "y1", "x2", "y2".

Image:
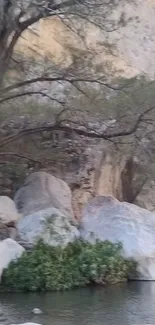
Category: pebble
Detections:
[{"x1": 32, "y1": 308, "x2": 43, "y2": 315}]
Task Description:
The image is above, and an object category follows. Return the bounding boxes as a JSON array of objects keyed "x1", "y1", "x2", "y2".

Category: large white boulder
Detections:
[
  {"x1": 14, "y1": 172, "x2": 74, "y2": 219},
  {"x1": 0, "y1": 239, "x2": 25, "y2": 279},
  {"x1": 0, "y1": 196, "x2": 20, "y2": 225},
  {"x1": 80, "y1": 196, "x2": 155, "y2": 280},
  {"x1": 17, "y1": 207, "x2": 80, "y2": 247}
]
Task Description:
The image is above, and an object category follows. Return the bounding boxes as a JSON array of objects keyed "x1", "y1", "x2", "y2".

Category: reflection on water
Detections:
[{"x1": 0, "y1": 282, "x2": 155, "y2": 325}]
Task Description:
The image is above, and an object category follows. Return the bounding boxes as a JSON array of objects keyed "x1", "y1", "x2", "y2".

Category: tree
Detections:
[
  {"x1": 0, "y1": 0, "x2": 155, "y2": 172},
  {"x1": 0, "y1": 1, "x2": 130, "y2": 136},
  {"x1": 0, "y1": 1, "x2": 155, "y2": 207}
]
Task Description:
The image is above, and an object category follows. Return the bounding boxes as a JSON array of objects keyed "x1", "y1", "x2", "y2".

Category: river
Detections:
[{"x1": 0, "y1": 282, "x2": 155, "y2": 325}]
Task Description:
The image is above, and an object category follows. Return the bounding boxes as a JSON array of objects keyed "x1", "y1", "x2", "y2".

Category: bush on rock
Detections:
[{"x1": 0, "y1": 239, "x2": 136, "y2": 291}]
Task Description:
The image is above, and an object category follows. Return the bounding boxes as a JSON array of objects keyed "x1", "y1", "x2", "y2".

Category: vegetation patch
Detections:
[{"x1": 0, "y1": 240, "x2": 137, "y2": 292}]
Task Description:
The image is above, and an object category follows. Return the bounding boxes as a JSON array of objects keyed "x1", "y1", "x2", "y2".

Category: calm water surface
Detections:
[{"x1": 0, "y1": 282, "x2": 155, "y2": 325}]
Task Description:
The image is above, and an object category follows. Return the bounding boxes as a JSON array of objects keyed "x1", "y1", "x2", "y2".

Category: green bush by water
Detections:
[{"x1": 0, "y1": 240, "x2": 136, "y2": 292}]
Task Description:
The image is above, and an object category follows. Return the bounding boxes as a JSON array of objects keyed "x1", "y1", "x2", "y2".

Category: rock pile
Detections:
[{"x1": 0, "y1": 172, "x2": 155, "y2": 282}]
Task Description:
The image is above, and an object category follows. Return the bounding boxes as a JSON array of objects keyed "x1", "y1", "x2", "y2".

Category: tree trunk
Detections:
[{"x1": 0, "y1": 0, "x2": 16, "y2": 86}]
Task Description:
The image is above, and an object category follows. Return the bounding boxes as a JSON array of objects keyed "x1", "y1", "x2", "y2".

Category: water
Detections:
[{"x1": 0, "y1": 282, "x2": 155, "y2": 325}]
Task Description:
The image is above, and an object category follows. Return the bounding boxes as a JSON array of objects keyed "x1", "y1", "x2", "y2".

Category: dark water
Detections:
[{"x1": 0, "y1": 282, "x2": 155, "y2": 325}]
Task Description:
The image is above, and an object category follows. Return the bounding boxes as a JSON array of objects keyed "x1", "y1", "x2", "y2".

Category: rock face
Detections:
[
  {"x1": 17, "y1": 207, "x2": 80, "y2": 247},
  {"x1": 80, "y1": 196, "x2": 155, "y2": 280},
  {"x1": 0, "y1": 196, "x2": 20, "y2": 225},
  {"x1": 0, "y1": 239, "x2": 25, "y2": 279},
  {"x1": 16, "y1": 0, "x2": 155, "y2": 79},
  {"x1": 14, "y1": 172, "x2": 74, "y2": 219},
  {"x1": 135, "y1": 179, "x2": 155, "y2": 212}
]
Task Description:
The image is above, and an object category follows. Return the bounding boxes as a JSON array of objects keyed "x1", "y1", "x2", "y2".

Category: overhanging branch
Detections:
[
  {"x1": 0, "y1": 152, "x2": 40, "y2": 163},
  {"x1": 1, "y1": 76, "x2": 125, "y2": 94},
  {"x1": 0, "y1": 90, "x2": 65, "y2": 106},
  {"x1": 0, "y1": 108, "x2": 151, "y2": 148}
]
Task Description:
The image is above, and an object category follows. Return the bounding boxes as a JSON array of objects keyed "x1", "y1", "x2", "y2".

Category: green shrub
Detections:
[{"x1": 0, "y1": 239, "x2": 137, "y2": 292}]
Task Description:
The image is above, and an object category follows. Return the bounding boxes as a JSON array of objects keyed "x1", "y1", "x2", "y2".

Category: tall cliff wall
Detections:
[
  {"x1": 1, "y1": 0, "x2": 155, "y2": 216},
  {"x1": 15, "y1": 0, "x2": 155, "y2": 80}
]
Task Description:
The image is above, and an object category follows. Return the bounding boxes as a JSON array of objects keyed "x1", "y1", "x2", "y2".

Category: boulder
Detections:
[
  {"x1": 7, "y1": 226, "x2": 17, "y2": 240},
  {"x1": 17, "y1": 207, "x2": 80, "y2": 247},
  {"x1": 80, "y1": 196, "x2": 155, "y2": 280},
  {"x1": 14, "y1": 172, "x2": 74, "y2": 220},
  {"x1": 0, "y1": 239, "x2": 25, "y2": 279},
  {"x1": 0, "y1": 222, "x2": 17, "y2": 241},
  {"x1": 0, "y1": 223, "x2": 9, "y2": 240},
  {"x1": 0, "y1": 196, "x2": 20, "y2": 225}
]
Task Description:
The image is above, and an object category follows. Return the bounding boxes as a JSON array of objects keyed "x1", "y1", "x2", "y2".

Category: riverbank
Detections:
[{"x1": 0, "y1": 240, "x2": 136, "y2": 292}]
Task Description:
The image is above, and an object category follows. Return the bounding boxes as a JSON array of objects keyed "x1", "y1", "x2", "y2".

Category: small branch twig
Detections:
[
  {"x1": 0, "y1": 152, "x2": 41, "y2": 163},
  {"x1": 0, "y1": 91, "x2": 65, "y2": 106}
]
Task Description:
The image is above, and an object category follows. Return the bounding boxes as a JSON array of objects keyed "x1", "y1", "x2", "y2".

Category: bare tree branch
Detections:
[
  {"x1": 1, "y1": 76, "x2": 125, "y2": 94},
  {"x1": 0, "y1": 90, "x2": 66, "y2": 106},
  {"x1": 0, "y1": 105, "x2": 155, "y2": 148},
  {"x1": 0, "y1": 152, "x2": 40, "y2": 163}
]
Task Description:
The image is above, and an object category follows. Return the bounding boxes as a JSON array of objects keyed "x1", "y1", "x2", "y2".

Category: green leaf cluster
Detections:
[{"x1": 0, "y1": 239, "x2": 137, "y2": 292}]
